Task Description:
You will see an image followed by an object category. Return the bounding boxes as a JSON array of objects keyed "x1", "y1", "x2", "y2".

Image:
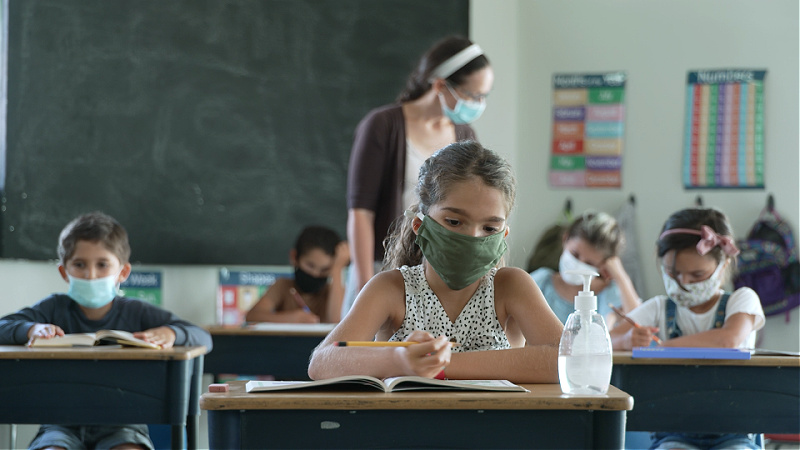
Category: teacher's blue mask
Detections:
[
  {"x1": 67, "y1": 273, "x2": 120, "y2": 309},
  {"x1": 440, "y1": 84, "x2": 486, "y2": 125}
]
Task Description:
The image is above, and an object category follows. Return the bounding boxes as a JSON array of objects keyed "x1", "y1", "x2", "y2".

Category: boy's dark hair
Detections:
[
  {"x1": 58, "y1": 211, "x2": 131, "y2": 265},
  {"x1": 295, "y1": 226, "x2": 341, "y2": 258}
]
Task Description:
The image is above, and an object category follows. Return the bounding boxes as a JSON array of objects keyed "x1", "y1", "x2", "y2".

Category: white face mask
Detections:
[
  {"x1": 661, "y1": 261, "x2": 725, "y2": 308},
  {"x1": 558, "y1": 249, "x2": 599, "y2": 285}
]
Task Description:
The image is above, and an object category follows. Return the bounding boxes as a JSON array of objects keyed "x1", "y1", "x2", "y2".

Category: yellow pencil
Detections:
[{"x1": 334, "y1": 341, "x2": 460, "y2": 347}]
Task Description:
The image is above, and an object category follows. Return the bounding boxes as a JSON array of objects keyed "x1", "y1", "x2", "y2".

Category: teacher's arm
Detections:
[{"x1": 347, "y1": 208, "x2": 376, "y2": 292}]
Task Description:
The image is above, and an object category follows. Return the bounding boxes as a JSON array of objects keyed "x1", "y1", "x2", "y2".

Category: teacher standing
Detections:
[{"x1": 343, "y1": 36, "x2": 494, "y2": 316}]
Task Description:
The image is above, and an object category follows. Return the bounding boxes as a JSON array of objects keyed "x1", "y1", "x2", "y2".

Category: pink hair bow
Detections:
[{"x1": 659, "y1": 225, "x2": 740, "y2": 256}]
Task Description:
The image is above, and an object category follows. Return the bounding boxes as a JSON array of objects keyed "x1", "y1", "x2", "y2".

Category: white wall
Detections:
[{"x1": 471, "y1": 0, "x2": 800, "y2": 351}]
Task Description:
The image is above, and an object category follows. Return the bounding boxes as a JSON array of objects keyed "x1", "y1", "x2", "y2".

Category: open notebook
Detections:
[{"x1": 246, "y1": 376, "x2": 528, "y2": 393}]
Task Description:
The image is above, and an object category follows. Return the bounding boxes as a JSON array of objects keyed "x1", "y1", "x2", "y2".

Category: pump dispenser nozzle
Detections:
[{"x1": 564, "y1": 269, "x2": 599, "y2": 311}]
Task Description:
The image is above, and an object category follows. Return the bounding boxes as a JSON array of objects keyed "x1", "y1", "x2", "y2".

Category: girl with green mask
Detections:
[{"x1": 309, "y1": 141, "x2": 563, "y2": 383}]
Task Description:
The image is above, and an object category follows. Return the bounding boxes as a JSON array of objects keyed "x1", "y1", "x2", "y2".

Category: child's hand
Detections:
[
  {"x1": 134, "y1": 326, "x2": 177, "y2": 348},
  {"x1": 600, "y1": 256, "x2": 624, "y2": 281},
  {"x1": 26, "y1": 323, "x2": 65, "y2": 346},
  {"x1": 333, "y1": 241, "x2": 350, "y2": 269},
  {"x1": 396, "y1": 331, "x2": 452, "y2": 378},
  {"x1": 630, "y1": 326, "x2": 660, "y2": 348}
]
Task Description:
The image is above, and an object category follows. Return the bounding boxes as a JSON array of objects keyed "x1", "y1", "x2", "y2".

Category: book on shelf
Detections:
[
  {"x1": 30, "y1": 329, "x2": 160, "y2": 349},
  {"x1": 632, "y1": 346, "x2": 750, "y2": 360},
  {"x1": 245, "y1": 375, "x2": 528, "y2": 393}
]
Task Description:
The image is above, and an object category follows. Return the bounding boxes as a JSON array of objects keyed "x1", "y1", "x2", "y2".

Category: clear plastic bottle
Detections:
[{"x1": 558, "y1": 269, "x2": 613, "y2": 395}]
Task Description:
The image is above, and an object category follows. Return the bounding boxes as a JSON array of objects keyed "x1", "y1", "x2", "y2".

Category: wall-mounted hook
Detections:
[
  {"x1": 695, "y1": 195, "x2": 703, "y2": 207},
  {"x1": 767, "y1": 194, "x2": 775, "y2": 212}
]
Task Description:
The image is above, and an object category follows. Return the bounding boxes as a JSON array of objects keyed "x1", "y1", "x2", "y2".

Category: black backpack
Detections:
[{"x1": 733, "y1": 206, "x2": 800, "y2": 319}]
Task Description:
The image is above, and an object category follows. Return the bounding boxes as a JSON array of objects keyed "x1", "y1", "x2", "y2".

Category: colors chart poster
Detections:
[
  {"x1": 217, "y1": 268, "x2": 292, "y2": 325},
  {"x1": 550, "y1": 72, "x2": 626, "y2": 188},
  {"x1": 683, "y1": 69, "x2": 765, "y2": 189}
]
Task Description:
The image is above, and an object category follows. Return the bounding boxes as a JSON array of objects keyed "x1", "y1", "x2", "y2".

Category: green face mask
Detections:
[{"x1": 415, "y1": 214, "x2": 508, "y2": 290}]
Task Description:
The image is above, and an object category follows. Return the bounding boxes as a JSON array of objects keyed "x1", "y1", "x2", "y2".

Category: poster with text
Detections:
[
  {"x1": 217, "y1": 268, "x2": 292, "y2": 325},
  {"x1": 683, "y1": 69, "x2": 765, "y2": 189},
  {"x1": 550, "y1": 72, "x2": 626, "y2": 188}
]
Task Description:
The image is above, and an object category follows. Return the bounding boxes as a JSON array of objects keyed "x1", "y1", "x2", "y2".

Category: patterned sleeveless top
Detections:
[{"x1": 389, "y1": 264, "x2": 511, "y2": 352}]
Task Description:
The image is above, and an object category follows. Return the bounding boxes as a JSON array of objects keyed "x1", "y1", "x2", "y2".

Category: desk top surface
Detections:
[
  {"x1": 613, "y1": 351, "x2": 800, "y2": 367},
  {"x1": 0, "y1": 345, "x2": 207, "y2": 360},
  {"x1": 200, "y1": 380, "x2": 633, "y2": 411},
  {"x1": 207, "y1": 323, "x2": 335, "y2": 336}
]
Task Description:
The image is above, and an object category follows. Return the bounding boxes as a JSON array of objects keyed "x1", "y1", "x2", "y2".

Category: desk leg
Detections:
[
  {"x1": 207, "y1": 410, "x2": 240, "y2": 450},
  {"x1": 594, "y1": 410, "x2": 626, "y2": 449},
  {"x1": 172, "y1": 425, "x2": 186, "y2": 450},
  {"x1": 187, "y1": 415, "x2": 198, "y2": 450}
]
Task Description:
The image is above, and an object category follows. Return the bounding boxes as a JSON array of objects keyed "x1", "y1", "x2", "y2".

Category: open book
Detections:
[
  {"x1": 245, "y1": 376, "x2": 528, "y2": 393},
  {"x1": 30, "y1": 329, "x2": 160, "y2": 349}
]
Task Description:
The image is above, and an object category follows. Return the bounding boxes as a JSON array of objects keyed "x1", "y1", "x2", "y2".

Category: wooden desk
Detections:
[
  {"x1": 612, "y1": 352, "x2": 800, "y2": 434},
  {"x1": 205, "y1": 324, "x2": 334, "y2": 380},
  {"x1": 201, "y1": 380, "x2": 633, "y2": 449},
  {"x1": 0, "y1": 345, "x2": 206, "y2": 449}
]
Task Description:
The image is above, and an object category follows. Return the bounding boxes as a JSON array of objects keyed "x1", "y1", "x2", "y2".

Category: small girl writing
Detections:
[
  {"x1": 610, "y1": 207, "x2": 765, "y2": 450},
  {"x1": 308, "y1": 141, "x2": 563, "y2": 383}
]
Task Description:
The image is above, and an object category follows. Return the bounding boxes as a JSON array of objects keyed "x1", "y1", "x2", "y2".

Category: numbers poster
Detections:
[
  {"x1": 550, "y1": 72, "x2": 626, "y2": 188},
  {"x1": 683, "y1": 69, "x2": 765, "y2": 189}
]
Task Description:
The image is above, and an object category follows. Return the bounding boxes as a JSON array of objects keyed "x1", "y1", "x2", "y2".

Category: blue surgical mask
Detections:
[
  {"x1": 67, "y1": 273, "x2": 120, "y2": 309},
  {"x1": 440, "y1": 84, "x2": 486, "y2": 125}
]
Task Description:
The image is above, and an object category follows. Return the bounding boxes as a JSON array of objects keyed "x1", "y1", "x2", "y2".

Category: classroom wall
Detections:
[
  {"x1": 471, "y1": 0, "x2": 800, "y2": 351},
  {"x1": 0, "y1": 1, "x2": 797, "y2": 447},
  {"x1": 0, "y1": 0, "x2": 797, "y2": 346}
]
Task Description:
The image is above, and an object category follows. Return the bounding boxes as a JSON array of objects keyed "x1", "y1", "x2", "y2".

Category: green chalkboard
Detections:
[{"x1": 1, "y1": 0, "x2": 469, "y2": 264}]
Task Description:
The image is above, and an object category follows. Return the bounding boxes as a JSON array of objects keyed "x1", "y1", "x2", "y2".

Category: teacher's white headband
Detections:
[{"x1": 429, "y1": 44, "x2": 484, "y2": 81}]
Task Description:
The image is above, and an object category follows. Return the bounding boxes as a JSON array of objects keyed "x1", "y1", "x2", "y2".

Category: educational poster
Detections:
[
  {"x1": 550, "y1": 72, "x2": 626, "y2": 188},
  {"x1": 120, "y1": 271, "x2": 162, "y2": 307},
  {"x1": 683, "y1": 69, "x2": 765, "y2": 189},
  {"x1": 217, "y1": 268, "x2": 292, "y2": 325}
]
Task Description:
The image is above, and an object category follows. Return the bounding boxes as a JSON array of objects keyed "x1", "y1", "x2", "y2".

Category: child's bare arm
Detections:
[
  {"x1": 662, "y1": 312, "x2": 757, "y2": 348},
  {"x1": 324, "y1": 241, "x2": 350, "y2": 323},
  {"x1": 308, "y1": 270, "x2": 448, "y2": 379},
  {"x1": 444, "y1": 268, "x2": 562, "y2": 384}
]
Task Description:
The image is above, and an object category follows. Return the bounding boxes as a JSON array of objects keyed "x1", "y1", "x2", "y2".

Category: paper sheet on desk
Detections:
[{"x1": 245, "y1": 323, "x2": 336, "y2": 333}]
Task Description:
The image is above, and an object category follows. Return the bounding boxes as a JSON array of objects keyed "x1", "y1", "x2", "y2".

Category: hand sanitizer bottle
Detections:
[{"x1": 558, "y1": 269, "x2": 613, "y2": 395}]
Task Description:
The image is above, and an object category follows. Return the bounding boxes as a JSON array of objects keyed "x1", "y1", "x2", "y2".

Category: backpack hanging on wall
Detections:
[{"x1": 733, "y1": 195, "x2": 800, "y2": 320}]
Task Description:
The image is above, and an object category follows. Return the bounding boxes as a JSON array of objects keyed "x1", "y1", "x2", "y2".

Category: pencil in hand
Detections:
[
  {"x1": 289, "y1": 288, "x2": 312, "y2": 313},
  {"x1": 334, "y1": 341, "x2": 461, "y2": 347},
  {"x1": 609, "y1": 304, "x2": 662, "y2": 345}
]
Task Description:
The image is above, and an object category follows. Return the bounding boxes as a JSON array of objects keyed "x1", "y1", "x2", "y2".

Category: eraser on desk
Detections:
[{"x1": 208, "y1": 383, "x2": 229, "y2": 392}]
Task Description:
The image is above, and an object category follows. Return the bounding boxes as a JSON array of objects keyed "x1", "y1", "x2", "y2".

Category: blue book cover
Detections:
[{"x1": 632, "y1": 347, "x2": 751, "y2": 360}]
